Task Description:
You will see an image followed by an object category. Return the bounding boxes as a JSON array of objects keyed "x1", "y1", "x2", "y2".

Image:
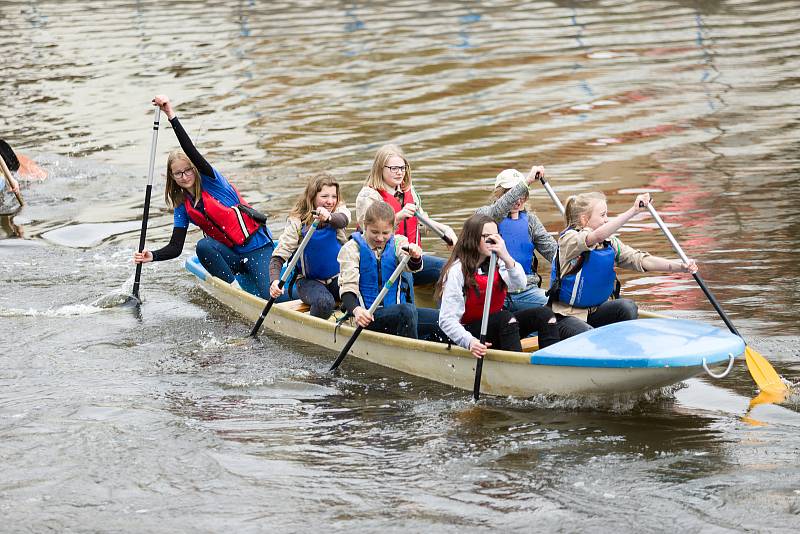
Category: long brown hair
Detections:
[
  {"x1": 289, "y1": 172, "x2": 341, "y2": 227},
  {"x1": 435, "y1": 213, "x2": 504, "y2": 300},
  {"x1": 364, "y1": 144, "x2": 412, "y2": 192},
  {"x1": 164, "y1": 151, "x2": 202, "y2": 209}
]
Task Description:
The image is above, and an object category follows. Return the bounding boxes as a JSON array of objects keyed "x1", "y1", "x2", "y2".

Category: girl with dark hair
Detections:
[{"x1": 436, "y1": 214, "x2": 561, "y2": 359}]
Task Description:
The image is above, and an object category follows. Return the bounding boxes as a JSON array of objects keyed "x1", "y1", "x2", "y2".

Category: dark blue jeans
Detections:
[
  {"x1": 196, "y1": 237, "x2": 286, "y2": 301},
  {"x1": 413, "y1": 254, "x2": 446, "y2": 286},
  {"x1": 296, "y1": 277, "x2": 340, "y2": 319},
  {"x1": 369, "y1": 303, "x2": 418, "y2": 338},
  {"x1": 556, "y1": 298, "x2": 639, "y2": 339},
  {"x1": 367, "y1": 304, "x2": 447, "y2": 342}
]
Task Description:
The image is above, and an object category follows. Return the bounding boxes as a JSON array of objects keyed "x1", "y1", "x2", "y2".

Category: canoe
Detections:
[{"x1": 185, "y1": 256, "x2": 744, "y2": 397}]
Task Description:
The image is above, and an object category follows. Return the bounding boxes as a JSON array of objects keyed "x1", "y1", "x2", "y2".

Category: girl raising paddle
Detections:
[{"x1": 134, "y1": 95, "x2": 277, "y2": 299}]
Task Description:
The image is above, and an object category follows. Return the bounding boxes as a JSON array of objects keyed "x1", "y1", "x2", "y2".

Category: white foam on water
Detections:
[
  {"x1": 0, "y1": 303, "x2": 105, "y2": 317},
  {"x1": 41, "y1": 221, "x2": 141, "y2": 248}
]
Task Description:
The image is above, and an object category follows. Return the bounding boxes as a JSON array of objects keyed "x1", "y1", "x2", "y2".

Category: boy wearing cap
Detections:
[{"x1": 475, "y1": 165, "x2": 557, "y2": 311}]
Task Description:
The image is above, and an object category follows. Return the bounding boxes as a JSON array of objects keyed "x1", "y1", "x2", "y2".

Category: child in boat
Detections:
[
  {"x1": 475, "y1": 166, "x2": 557, "y2": 312},
  {"x1": 355, "y1": 144, "x2": 457, "y2": 286},
  {"x1": 134, "y1": 95, "x2": 278, "y2": 300},
  {"x1": 550, "y1": 191, "x2": 698, "y2": 339},
  {"x1": 268, "y1": 172, "x2": 350, "y2": 318},
  {"x1": 436, "y1": 213, "x2": 561, "y2": 359},
  {"x1": 338, "y1": 201, "x2": 444, "y2": 340}
]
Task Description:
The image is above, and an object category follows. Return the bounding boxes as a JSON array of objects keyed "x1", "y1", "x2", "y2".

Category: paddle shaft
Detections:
[
  {"x1": 330, "y1": 252, "x2": 412, "y2": 371},
  {"x1": 646, "y1": 204, "x2": 742, "y2": 338},
  {"x1": 0, "y1": 154, "x2": 24, "y2": 207},
  {"x1": 416, "y1": 209, "x2": 453, "y2": 246},
  {"x1": 472, "y1": 251, "x2": 498, "y2": 401},
  {"x1": 537, "y1": 175, "x2": 565, "y2": 216},
  {"x1": 132, "y1": 107, "x2": 161, "y2": 301},
  {"x1": 250, "y1": 218, "x2": 320, "y2": 336}
]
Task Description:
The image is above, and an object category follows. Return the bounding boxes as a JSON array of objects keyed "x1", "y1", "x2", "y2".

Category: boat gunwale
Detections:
[{"x1": 188, "y1": 257, "x2": 740, "y2": 371}]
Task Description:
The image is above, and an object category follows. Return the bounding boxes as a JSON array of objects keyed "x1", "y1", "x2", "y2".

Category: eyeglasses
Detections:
[
  {"x1": 173, "y1": 167, "x2": 195, "y2": 179},
  {"x1": 384, "y1": 165, "x2": 407, "y2": 174}
]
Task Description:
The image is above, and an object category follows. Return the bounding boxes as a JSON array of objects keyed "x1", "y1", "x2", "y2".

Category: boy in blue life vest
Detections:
[
  {"x1": 550, "y1": 191, "x2": 698, "y2": 339},
  {"x1": 475, "y1": 165, "x2": 557, "y2": 312},
  {"x1": 337, "y1": 201, "x2": 444, "y2": 340}
]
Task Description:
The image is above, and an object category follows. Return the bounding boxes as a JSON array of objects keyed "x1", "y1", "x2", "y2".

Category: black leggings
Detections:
[
  {"x1": 464, "y1": 306, "x2": 560, "y2": 351},
  {"x1": 556, "y1": 298, "x2": 639, "y2": 339}
]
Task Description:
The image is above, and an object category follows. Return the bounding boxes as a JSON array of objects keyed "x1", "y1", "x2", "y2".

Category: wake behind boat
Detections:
[{"x1": 185, "y1": 256, "x2": 743, "y2": 397}]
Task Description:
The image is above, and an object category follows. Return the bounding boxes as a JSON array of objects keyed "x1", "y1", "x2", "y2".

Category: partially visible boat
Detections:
[{"x1": 186, "y1": 256, "x2": 743, "y2": 397}]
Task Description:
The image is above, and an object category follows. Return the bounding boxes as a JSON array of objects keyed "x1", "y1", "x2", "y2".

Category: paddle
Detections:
[
  {"x1": 537, "y1": 173, "x2": 564, "y2": 216},
  {"x1": 250, "y1": 213, "x2": 320, "y2": 337},
  {"x1": 472, "y1": 246, "x2": 498, "y2": 401},
  {"x1": 329, "y1": 250, "x2": 412, "y2": 371},
  {"x1": 0, "y1": 150, "x2": 24, "y2": 207},
  {"x1": 130, "y1": 107, "x2": 162, "y2": 304},
  {"x1": 646, "y1": 203, "x2": 789, "y2": 395},
  {"x1": 416, "y1": 209, "x2": 454, "y2": 246}
]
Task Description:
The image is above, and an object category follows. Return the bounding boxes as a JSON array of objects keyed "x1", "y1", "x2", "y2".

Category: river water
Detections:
[{"x1": 2, "y1": 0, "x2": 799, "y2": 531}]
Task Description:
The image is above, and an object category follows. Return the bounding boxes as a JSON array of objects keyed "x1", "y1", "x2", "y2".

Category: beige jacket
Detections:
[
  {"x1": 337, "y1": 234, "x2": 421, "y2": 302},
  {"x1": 551, "y1": 227, "x2": 650, "y2": 320}
]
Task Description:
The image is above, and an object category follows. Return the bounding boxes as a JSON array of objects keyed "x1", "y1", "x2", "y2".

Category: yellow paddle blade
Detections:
[{"x1": 744, "y1": 346, "x2": 789, "y2": 395}]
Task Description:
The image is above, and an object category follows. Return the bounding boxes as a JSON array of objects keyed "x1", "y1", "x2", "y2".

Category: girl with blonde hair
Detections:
[
  {"x1": 355, "y1": 144, "x2": 456, "y2": 286},
  {"x1": 338, "y1": 201, "x2": 444, "y2": 340},
  {"x1": 550, "y1": 192, "x2": 698, "y2": 339}
]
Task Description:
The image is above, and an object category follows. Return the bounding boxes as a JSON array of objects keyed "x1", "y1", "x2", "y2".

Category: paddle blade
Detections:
[{"x1": 745, "y1": 346, "x2": 789, "y2": 395}]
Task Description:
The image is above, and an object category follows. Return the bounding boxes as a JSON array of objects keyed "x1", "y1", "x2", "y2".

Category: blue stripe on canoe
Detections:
[
  {"x1": 184, "y1": 256, "x2": 208, "y2": 281},
  {"x1": 531, "y1": 318, "x2": 744, "y2": 368}
]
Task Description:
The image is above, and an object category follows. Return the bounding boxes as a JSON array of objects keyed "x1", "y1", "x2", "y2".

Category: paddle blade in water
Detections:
[{"x1": 745, "y1": 346, "x2": 789, "y2": 395}]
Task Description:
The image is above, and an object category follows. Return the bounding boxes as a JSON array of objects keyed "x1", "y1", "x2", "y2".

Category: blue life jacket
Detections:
[
  {"x1": 548, "y1": 230, "x2": 618, "y2": 308},
  {"x1": 352, "y1": 232, "x2": 410, "y2": 308},
  {"x1": 499, "y1": 211, "x2": 536, "y2": 276},
  {"x1": 300, "y1": 224, "x2": 341, "y2": 281}
]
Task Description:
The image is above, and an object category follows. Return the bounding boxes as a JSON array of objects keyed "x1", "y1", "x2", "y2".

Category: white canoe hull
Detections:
[{"x1": 190, "y1": 263, "x2": 726, "y2": 397}]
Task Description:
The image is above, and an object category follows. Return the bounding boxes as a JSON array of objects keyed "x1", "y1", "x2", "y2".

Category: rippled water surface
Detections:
[{"x1": 2, "y1": 0, "x2": 800, "y2": 531}]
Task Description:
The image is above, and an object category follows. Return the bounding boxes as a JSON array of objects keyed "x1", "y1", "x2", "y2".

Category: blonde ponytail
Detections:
[{"x1": 564, "y1": 191, "x2": 605, "y2": 229}]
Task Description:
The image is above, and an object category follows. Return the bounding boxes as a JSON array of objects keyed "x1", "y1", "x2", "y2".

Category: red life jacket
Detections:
[
  {"x1": 378, "y1": 187, "x2": 419, "y2": 245},
  {"x1": 460, "y1": 267, "x2": 507, "y2": 325},
  {"x1": 184, "y1": 188, "x2": 262, "y2": 248}
]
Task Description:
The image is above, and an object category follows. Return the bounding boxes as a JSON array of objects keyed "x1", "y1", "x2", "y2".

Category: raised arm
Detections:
[
  {"x1": 152, "y1": 95, "x2": 213, "y2": 177},
  {"x1": 586, "y1": 193, "x2": 650, "y2": 247}
]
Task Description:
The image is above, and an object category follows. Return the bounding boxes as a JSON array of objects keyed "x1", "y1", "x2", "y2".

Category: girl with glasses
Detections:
[
  {"x1": 355, "y1": 144, "x2": 457, "y2": 287},
  {"x1": 133, "y1": 95, "x2": 278, "y2": 300},
  {"x1": 436, "y1": 214, "x2": 560, "y2": 359}
]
